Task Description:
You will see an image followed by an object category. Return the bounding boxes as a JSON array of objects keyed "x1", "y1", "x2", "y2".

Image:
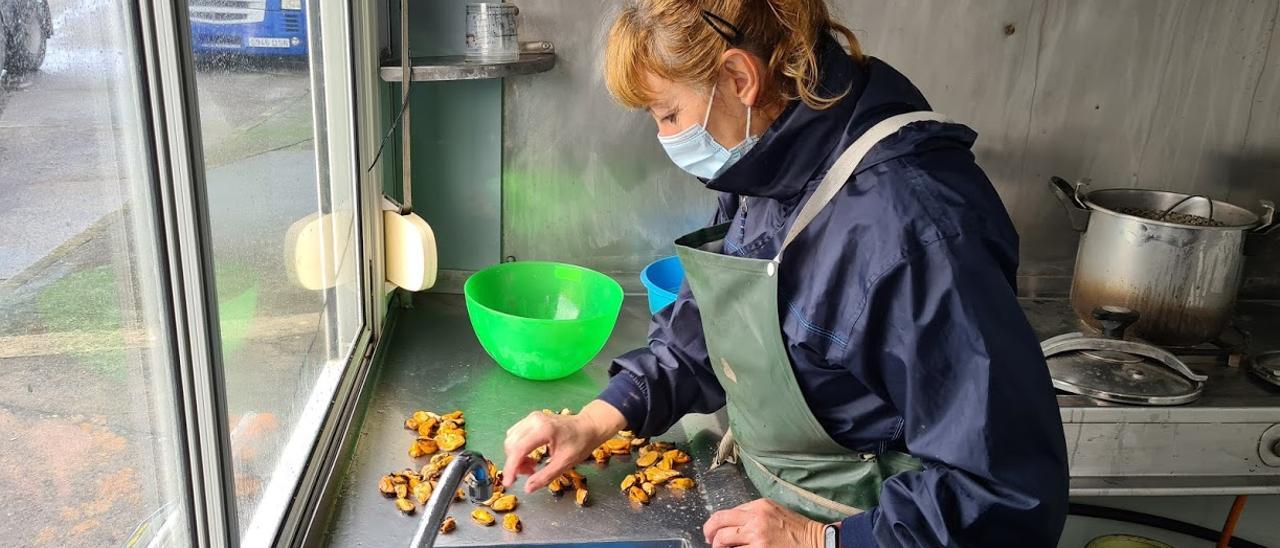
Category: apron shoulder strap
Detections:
[{"x1": 772, "y1": 111, "x2": 951, "y2": 265}]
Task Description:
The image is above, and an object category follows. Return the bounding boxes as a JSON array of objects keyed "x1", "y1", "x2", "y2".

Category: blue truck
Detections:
[{"x1": 189, "y1": 0, "x2": 308, "y2": 57}]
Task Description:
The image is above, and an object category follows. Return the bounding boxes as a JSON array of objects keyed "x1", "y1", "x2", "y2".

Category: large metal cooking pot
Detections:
[{"x1": 1050, "y1": 177, "x2": 1277, "y2": 346}]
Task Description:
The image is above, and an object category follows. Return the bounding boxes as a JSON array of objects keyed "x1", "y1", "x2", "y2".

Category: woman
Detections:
[{"x1": 501, "y1": 1, "x2": 1069, "y2": 546}]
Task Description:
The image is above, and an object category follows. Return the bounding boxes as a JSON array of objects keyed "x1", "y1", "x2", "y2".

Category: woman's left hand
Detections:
[{"x1": 702, "y1": 498, "x2": 828, "y2": 548}]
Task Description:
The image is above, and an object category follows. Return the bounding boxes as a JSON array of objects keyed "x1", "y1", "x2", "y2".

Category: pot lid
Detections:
[
  {"x1": 1251, "y1": 351, "x2": 1280, "y2": 388},
  {"x1": 1042, "y1": 332, "x2": 1205, "y2": 405}
]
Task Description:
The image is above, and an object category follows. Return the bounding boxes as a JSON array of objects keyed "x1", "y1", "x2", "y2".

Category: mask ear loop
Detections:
[
  {"x1": 703, "y1": 82, "x2": 718, "y2": 127},
  {"x1": 706, "y1": 81, "x2": 755, "y2": 146},
  {"x1": 699, "y1": 9, "x2": 750, "y2": 142}
]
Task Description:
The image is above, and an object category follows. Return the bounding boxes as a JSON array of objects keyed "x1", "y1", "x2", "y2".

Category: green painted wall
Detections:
[{"x1": 383, "y1": 0, "x2": 502, "y2": 272}]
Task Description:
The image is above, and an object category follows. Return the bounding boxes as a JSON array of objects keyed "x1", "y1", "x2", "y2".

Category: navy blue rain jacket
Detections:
[{"x1": 597, "y1": 35, "x2": 1069, "y2": 548}]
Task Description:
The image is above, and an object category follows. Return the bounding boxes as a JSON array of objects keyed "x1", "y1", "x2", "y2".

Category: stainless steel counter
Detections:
[
  {"x1": 322, "y1": 294, "x2": 756, "y2": 547},
  {"x1": 323, "y1": 294, "x2": 1280, "y2": 546}
]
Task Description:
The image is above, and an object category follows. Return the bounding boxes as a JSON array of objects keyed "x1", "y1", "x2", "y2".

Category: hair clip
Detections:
[{"x1": 700, "y1": 9, "x2": 744, "y2": 46}]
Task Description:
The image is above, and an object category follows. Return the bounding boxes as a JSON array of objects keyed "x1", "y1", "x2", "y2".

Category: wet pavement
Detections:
[{"x1": 0, "y1": 0, "x2": 335, "y2": 544}]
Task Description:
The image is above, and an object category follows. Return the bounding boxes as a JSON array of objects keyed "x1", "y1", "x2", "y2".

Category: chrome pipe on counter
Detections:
[{"x1": 410, "y1": 451, "x2": 492, "y2": 548}]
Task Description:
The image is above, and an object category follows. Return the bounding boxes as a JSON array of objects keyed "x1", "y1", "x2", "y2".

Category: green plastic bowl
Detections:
[{"x1": 464, "y1": 261, "x2": 624, "y2": 381}]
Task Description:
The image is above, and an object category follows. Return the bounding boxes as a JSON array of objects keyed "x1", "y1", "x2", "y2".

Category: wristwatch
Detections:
[{"x1": 822, "y1": 523, "x2": 838, "y2": 548}]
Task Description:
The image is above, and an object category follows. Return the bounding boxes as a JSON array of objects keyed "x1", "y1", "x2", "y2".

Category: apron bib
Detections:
[{"x1": 674, "y1": 111, "x2": 948, "y2": 523}]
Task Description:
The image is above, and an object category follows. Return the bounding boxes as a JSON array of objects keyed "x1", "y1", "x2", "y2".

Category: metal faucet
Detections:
[{"x1": 410, "y1": 450, "x2": 493, "y2": 548}]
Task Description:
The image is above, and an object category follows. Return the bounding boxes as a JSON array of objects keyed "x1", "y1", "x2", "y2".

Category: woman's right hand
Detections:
[{"x1": 501, "y1": 399, "x2": 628, "y2": 493}]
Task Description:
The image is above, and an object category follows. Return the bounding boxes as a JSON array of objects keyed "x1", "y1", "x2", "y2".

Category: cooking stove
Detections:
[{"x1": 1021, "y1": 299, "x2": 1280, "y2": 496}]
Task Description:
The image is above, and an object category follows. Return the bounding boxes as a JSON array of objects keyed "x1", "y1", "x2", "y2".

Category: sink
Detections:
[{"x1": 456, "y1": 541, "x2": 688, "y2": 548}]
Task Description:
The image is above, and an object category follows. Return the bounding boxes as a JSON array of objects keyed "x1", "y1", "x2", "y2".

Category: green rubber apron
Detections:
[{"x1": 675, "y1": 111, "x2": 948, "y2": 523}]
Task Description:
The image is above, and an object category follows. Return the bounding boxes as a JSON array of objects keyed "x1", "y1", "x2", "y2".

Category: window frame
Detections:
[
  {"x1": 283, "y1": 0, "x2": 394, "y2": 544},
  {"x1": 132, "y1": 0, "x2": 382, "y2": 545},
  {"x1": 134, "y1": 0, "x2": 239, "y2": 544}
]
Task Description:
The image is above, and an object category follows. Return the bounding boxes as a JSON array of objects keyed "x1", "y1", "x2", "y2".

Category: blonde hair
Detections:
[{"x1": 604, "y1": 0, "x2": 864, "y2": 111}]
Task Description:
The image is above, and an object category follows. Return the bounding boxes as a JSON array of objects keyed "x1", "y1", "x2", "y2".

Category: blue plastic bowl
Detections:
[{"x1": 640, "y1": 255, "x2": 684, "y2": 314}]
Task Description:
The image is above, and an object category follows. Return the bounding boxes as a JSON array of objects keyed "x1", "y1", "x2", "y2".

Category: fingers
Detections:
[
  {"x1": 502, "y1": 456, "x2": 537, "y2": 488},
  {"x1": 702, "y1": 508, "x2": 750, "y2": 544},
  {"x1": 710, "y1": 525, "x2": 751, "y2": 548},
  {"x1": 501, "y1": 441, "x2": 544, "y2": 487},
  {"x1": 501, "y1": 416, "x2": 550, "y2": 487},
  {"x1": 523, "y1": 450, "x2": 573, "y2": 493}
]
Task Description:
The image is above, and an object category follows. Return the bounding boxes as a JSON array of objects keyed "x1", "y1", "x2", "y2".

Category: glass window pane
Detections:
[
  {"x1": 0, "y1": 0, "x2": 191, "y2": 545},
  {"x1": 184, "y1": 0, "x2": 363, "y2": 539}
]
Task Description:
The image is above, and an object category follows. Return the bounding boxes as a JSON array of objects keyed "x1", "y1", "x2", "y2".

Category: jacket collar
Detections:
[{"x1": 706, "y1": 35, "x2": 932, "y2": 201}]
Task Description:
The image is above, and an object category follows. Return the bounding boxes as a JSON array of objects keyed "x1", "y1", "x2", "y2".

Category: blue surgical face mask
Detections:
[{"x1": 658, "y1": 83, "x2": 759, "y2": 180}]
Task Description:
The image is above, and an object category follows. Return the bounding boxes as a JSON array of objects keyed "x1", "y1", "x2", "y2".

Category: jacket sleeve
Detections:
[
  {"x1": 597, "y1": 281, "x2": 726, "y2": 437},
  {"x1": 597, "y1": 198, "x2": 736, "y2": 437},
  {"x1": 836, "y1": 234, "x2": 1069, "y2": 548}
]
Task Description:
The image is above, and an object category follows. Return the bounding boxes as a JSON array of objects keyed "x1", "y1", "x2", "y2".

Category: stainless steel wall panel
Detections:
[
  {"x1": 502, "y1": 0, "x2": 1280, "y2": 294},
  {"x1": 1234, "y1": 3, "x2": 1280, "y2": 292},
  {"x1": 503, "y1": 1, "x2": 717, "y2": 274}
]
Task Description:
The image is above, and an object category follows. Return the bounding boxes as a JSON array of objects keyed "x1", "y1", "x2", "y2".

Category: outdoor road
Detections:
[
  {"x1": 0, "y1": 0, "x2": 333, "y2": 545},
  {"x1": 0, "y1": 0, "x2": 314, "y2": 283}
]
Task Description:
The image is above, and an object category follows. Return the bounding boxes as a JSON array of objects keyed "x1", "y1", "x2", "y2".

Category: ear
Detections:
[{"x1": 719, "y1": 49, "x2": 764, "y2": 108}]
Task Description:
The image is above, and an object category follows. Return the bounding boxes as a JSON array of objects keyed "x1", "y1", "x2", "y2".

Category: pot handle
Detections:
[
  {"x1": 1245, "y1": 200, "x2": 1277, "y2": 257},
  {"x1": 1049, "y1": 176, "x2": 1091, "y2": 232},
  {"x1": 1092, "y1": 306, "x2": 1139, "y2": 340}
]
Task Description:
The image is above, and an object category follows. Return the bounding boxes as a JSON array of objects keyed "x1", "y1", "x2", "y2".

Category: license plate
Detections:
[{"x1": 247, "y1": 37, "x2": 291, "y2": 48}]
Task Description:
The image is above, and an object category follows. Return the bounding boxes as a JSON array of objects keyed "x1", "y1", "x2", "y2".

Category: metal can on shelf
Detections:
[{"x1": 465, "y1": 3, "x2": 519, "y2": 63}]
